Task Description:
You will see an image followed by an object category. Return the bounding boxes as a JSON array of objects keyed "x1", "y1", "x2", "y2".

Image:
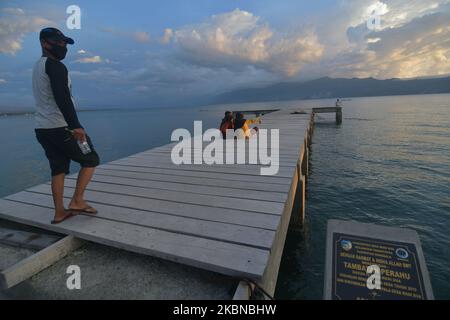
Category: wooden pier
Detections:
[
  {"x1": 312, "y1": 107, "x2": 342, "y2": 124},
  {"x1": 0, "y1": 108, "x2": 314, "y2": 298}
]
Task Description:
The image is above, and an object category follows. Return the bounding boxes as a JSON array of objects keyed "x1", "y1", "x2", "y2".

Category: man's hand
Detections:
[{"x1": 71, "y1": 128, "x2": 86, "y2": 142}]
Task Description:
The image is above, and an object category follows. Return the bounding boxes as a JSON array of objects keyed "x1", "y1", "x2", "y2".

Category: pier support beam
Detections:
[
  {"x1": 312, "y1": 107, "x2": 343, "y2": 125},
  {"x1": 0, "y1": 235, "x2": 85, "y2": 289},
  {"x1": 233, "y1": 281, "x2": 254, "y2": 300},
  {"x1": 301, "y1": 141, "x2": 309, "y2": 179},
  {"x1": 257, "y1": 157, "x2": 301, "y2": 298},
  {"x1": 290, "y1": 174, "x2": 306, "y2": 227},
  {"x1": 336, "y1": 107, "x2": 342, "y2": 124}
]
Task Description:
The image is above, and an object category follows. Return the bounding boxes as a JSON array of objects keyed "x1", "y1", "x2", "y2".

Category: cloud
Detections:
[
  {"x1": 2, "y1": 8, "x2": 25, "y2": 15},
  {"x1": 0, "y1": 79, "x2": 7, "y2": 84},
  {"x1": 71, "y1": 67, "x2": 122, "y2": 79},
  {"x1": 0, "y1": 7, "x2": 54, "y2": 55},
  {"x1": 363, "y1": 9, "x2": 450, "y2": 78},
  {"x1": 75, "y1": 55, "x2": 103, "y2": 63},
  {"x1": 96, "y1": 3, "x2": 450, "y2": 105},
  {"x1": 4, "y1": 2, "x2": 449, "y2": 110},
  {"x1": 101, "y1": 27, "x2": 151, "y2": 43},
  {"x1": 73, "y1": 49, "x2": 112, "y2": 64},
  {"x1": 161, "y1": 28, "x2": 173, "y2": 44},
  {"x1": 168, "y1": 9, "x2": 324, "y2": 77},
  {"x1": 312, "y1": 0, "x2": 450, "y2": 79},
  {"x1": 133, "y1": 31, "x2": 151, "y2": 43}
]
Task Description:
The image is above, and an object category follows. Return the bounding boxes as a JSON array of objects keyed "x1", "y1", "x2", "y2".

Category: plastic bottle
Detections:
[
  {"x1": 65, "y1": 128, "x2": 91, "y2": 154},
  {"x1": 77, "y1": 139, "x2": 92, "y2": 155}
]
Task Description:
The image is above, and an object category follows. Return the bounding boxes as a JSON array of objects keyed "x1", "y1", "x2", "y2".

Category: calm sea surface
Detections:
[
  {"x1": 0, "y1": 94, "x2": 449, "y2": 299},
  {"x1": 275, "y1": 94, "x2": 450, "y2": 300}
]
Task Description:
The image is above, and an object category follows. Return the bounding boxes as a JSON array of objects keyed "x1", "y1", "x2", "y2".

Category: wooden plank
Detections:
[
  {"x1": 5, "y1": 191, "x2": 277, "y2": 249},
  {"x1": 0, "y1": 235, "x2": 85, "y2": 289},
  {"x1": 55, "y1": 180, "x2": 284, "y2": 215},
  {"x1": 66, "y1": 173, "x2": 288, "y2": 203},
  {"x1": 312, "y1": 107, "x2": 341, "y2": 113},
  {"x1": 113, "y1": 155, "x2": 296, "y2": 171},
  {"x1": 146, "y1": 146, "x2": 303, "y2": 157},
  {"x1": 8, "y1": 190, "x2": 281, "y2": 231},
  {"x1": 97, "y1": 164, "x2": 293, "y2": 188},
  {"x1": 139, "y1": 144, "x2": 303, "y2": 156},
  {"x1": 94, "y1": 167, "x2": 291, "y2": 194},
  {"x1": 129, "y1": 153, "x2": 301, "y2": 167},
  {"x1": 110, "y1": 158, "x2": 296, "y2": 178},
  {"x1": 0, "y1": 199, "x2": 270, "y2": 279},
  {"x1": 130, "y1": 153, "x2": 301, "y2": 165},
  {"x1": 28, "y1": 182, "x2": 283, "y2": 216},
  {"x1": 142, "y1": 146, "x2": 303, "y2": 156},
  {"x1": 133, "y1": 147, "x2": 303, "y2": 156}
]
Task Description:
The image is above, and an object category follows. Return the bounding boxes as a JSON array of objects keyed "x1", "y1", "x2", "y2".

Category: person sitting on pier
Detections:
[
  {"x1": 219, "y1": 111, "x2": 234, "y2": 139},
  {"x1": 234, "y1": 112, "x2": 262, "y2": 139}
]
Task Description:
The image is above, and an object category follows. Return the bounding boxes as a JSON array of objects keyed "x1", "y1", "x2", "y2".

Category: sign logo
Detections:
[
  {"x1": 395, "y1": 248, "x2": 409, "y2": 259},
  {"x1": 340, "y1": 240, "x2": 352, "y2": 251}
]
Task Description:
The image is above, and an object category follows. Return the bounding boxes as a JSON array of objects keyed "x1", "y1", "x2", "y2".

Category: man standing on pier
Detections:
[{"x1": 32, "y1": 27, "x2": 100, "y2": 224}]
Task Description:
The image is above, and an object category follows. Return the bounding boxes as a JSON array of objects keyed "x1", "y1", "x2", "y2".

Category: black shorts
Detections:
[{"x1": 35, "y1": 127, "x2": 100, "y2": 176}]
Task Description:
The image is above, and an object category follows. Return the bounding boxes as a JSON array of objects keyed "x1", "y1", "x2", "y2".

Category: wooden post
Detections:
[
  {"x1": 336, "y1": 107, "x2": 342, "y2": 124},
  {"x1": 0, "y1": 235, "x2": 85, "y2": 289},
  {"x1": 233, "y1": 281, "x2": 254, "y2": 300},
  {"x1": 312, "y1": 107, "x2": 342, "y2": 125},
  {"x1": 307, "y1": 126, "x2": 312, "y2": 148},
  {"x1": 297, "y1": 175, "x2": 306, "y2": 225},
  {"x1": 290, "y1": 167, "x2": 306, "y2": 227},
  {"x1": 301, "y1": 139, "x2": 309, "y2": 178}
]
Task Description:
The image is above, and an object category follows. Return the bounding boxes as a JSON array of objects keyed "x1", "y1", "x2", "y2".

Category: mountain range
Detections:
[{"x1": 212, "y1": 76, "x2": 450, "y2": 104}]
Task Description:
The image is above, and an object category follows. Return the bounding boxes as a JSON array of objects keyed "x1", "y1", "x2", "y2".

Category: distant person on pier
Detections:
[
  {"x1": 336, "y1": 98, "x2": 343, "y2": 108},
  {"x1": 32, "y1": 27, "x2": 100, "y2": 224},
  {"x1": 219, "y1": 111, "x2": 235, "y2": 139},
  {"x1": 234, "y1": 112, "x2": 262, "y2": 139}
]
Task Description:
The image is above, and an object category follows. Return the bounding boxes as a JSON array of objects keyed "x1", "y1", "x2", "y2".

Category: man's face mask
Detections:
[{"x1": 46, "y1": 40, "x2": 68, "y2": 60}]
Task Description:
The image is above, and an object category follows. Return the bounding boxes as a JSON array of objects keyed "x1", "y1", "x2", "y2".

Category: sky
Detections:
[{"x1": 0, "y1": 0, "x2": 449, "y2": 110}]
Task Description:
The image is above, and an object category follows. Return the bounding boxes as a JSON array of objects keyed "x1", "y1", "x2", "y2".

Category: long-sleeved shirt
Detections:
[
  {"x1": 32, "y1": 56, "x2": 82, "y2": 129},
  {"x1": 235, "y1": 117, "x2": 261, "y2": 138}
]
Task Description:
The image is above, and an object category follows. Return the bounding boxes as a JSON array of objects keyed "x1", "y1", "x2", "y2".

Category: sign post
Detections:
[{"x1": 324, "y1": 220, "x2": 434, "y2": 300}]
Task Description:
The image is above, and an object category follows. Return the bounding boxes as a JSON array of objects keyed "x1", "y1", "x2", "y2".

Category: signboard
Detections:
[{"x1": 324, "y1": 220, "x2": 434, "y2": 300}]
